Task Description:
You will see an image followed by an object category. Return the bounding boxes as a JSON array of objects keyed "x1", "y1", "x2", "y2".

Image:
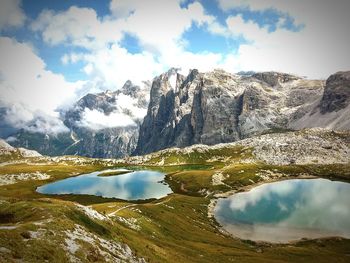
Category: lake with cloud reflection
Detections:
[
  {"x1": 214, "y1": 178, "x2": 350, "y2": 242},
  {"x1": 37, "y1": 170, "x2": 172, "y2": 200}
]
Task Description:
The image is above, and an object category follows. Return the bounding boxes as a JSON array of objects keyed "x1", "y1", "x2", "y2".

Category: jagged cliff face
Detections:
[
  {"x1": 9, "y1": 80, "x2": 150, "y2": 158},
  {"x1": 135, "y1": 69, "x2": 255, "y2": 155},
  {"x1": 135, "y1": 69, "x2": 349, "y2": 155}
]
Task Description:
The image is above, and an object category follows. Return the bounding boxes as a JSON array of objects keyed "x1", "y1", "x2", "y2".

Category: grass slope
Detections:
[{"x1": 0, "y1": 140, "x2": 350, "y2": 262}]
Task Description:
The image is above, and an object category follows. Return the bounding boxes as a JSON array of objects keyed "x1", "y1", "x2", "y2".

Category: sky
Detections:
[{"x1": 0, "y1": 0, "x2": 350, "y2": 135}]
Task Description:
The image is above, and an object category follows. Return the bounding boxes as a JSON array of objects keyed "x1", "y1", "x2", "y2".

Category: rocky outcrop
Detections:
[
  {"x1": 136, "y1": 69, "x2": 350, "y2": 155},
  {"x1": 320, "y1": 71, "x2": 350, "y2": 113},
  {"x1": 190, "y1": 69, "x2": 244, "y2": 145},
  {"x1": 0, "y1": 139, "x2": 41, "y2": 159},
  {"x1": 237, "y1": 128, "x2": 350, "y2": 165},
  {"x1": 135, "y1": 68, "x2": 190, "y2": 154},
  {"x1": 290, "y1": 71, "x2": 350, "y2": 131}
]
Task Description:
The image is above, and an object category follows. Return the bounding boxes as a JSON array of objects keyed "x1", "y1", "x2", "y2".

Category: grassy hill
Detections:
[{"x1": 0, "y1": 129, "x2": 349, "y2": 262}]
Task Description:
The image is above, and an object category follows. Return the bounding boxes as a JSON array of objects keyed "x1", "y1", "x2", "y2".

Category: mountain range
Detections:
[{"x1": 5, "y1": 69, "x2": 350, "y2": 158}]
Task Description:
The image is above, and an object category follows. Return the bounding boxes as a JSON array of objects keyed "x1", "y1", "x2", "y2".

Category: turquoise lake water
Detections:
[
  {"x1": 214, "y1": 178, "x2": 350, "y2": 242},
  {"x1": 37, "y1": 170, "x2": 172, "y2": 200}
]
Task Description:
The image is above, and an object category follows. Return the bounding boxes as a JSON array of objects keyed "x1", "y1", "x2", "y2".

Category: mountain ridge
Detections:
[
  {"x1": 4, "y1": 69, "x2": 350, "y2": 158},
  {"x1": 135, "y1": 68, "x2": 349, "y2": 155}
]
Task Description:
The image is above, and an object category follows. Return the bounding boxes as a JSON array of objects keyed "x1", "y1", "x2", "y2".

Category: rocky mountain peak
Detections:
[
  {"x1": 135, "y1": 68, "x2": 248, "y2": 155},
  {"x1": 158, "y1": 67, "x2": 184, "y2": 92},
  {"x1": 51, "y1": 79, "x2": 152, "y2": 158},
  {"x1": 320, "y1": 71, "x2": 350, "y2": 113},
  {"x1": 78, "y1": 92, "x2": 116, "y2": 114},
  {"x1": 120, "y1": 80, "x2": 141, "y2": 98}
]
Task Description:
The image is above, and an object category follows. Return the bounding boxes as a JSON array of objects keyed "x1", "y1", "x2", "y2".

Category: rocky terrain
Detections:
[
  {"x1": 0, "y1": 139, "x2": 42, "y2": 159},
  {"x1": 135, "y1": 69, "x2": 350, "y2": 155},
  {"x1": 128, "y1": 128, "x2": 350, "y2": 166}
]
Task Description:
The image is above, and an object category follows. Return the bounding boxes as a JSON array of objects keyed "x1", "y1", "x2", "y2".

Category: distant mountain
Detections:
[
  {"x1": 7, "y1": 80, "x2": 150, "y2": 158},
  {"x1": 135, "y1": 69, "x2": 350, "y2": 155},
  {"x1": 5, "y1": 69, "x2": 350, "y2": 158}
]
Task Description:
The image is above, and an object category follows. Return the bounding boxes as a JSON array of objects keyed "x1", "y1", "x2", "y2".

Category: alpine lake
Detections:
[
  {"x1": 37, "y1": 169, "x2": 173, "y2": 201},
  {"x1": 37, "y1": 169, "x2": 350, "y2": 243},
  {"x1": 214, "y1": 178, "x2": 350, "y2": 242}
]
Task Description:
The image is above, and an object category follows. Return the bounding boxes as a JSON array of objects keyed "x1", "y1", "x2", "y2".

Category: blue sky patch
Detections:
[
  {"x1": 182, "y1": 23, "x2": 239, "y2": 54},
  {"x1": 120, "y1": 33, "x2": 142, "y2": 54}
]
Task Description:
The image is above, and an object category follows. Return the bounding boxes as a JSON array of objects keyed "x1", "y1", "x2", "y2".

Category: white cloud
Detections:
[
  {"x1": 115, "y1": 94, "x2": 147, "y2": 119},
  {"x1": 61, "y1": 52, "x2": 84, "y2": 65},
  {"x1": 215, "y1": 1, "x2": 350, "y2": 78},
  {"x1": 77, "y1": 108, "x2": 136, "y2": 130},
  {"x1": 0, "y1": 0, "x2": 26, "y2": 31},
  {"x1": 226, "y1": 180, "x2": 295, "y2": 211},
  {"x1": 78, "y1": 43, "x2": 163, "y2": 89},
  {"x1": 217, "y1": 0, "x2": 346, "y2": 25},
  {"x1": 31, "y1": 6, "x2": 124, "y2": 50},
  {"x1": 161, "y1": 50, "x2": 223, "y2": 76},
  {"x1": 33, "y1": 0, "x2": 221, "y2": 89},
  {"x1": 76, "y1": 91, "x2": 148, "y2": 130},
  {"x1": 2, "y1": 102, "x2": 69, "y2": 134},
  {"x1": 30, "y1": 0, "x2": 350, "y2": 90},
  {"x1": 110, "y1": 0, "x2": 214, "y2": 53},
  {"x1": 31, "y1": 0, "x2": 214, "y2": 54},
  {"x1": 0, "y1": 37, "x2": 83, "y2": 134}
]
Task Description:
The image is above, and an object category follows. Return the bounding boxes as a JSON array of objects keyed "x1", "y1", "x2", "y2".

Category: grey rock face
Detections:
[
  {"x1": 135, "y1": 68, "x2": 188, "y2": 154},
  {"x1": 190, "y1": 70, "x2": 244, "y2": 144},
  {"x1": 135, "y1": 69, "x2": 255, "y2": 155},
  {"x1": 320, "y1": 71, "x2": 350, "y2": 113},
  {"x1": 129, "y1": 128, "x2": 350, "y2": 166},
  {"x1": 136, "y1": 69, "x2": 350, "y2": 155}
]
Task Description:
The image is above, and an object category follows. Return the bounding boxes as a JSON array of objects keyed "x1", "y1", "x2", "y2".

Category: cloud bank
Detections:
[
  {"x1": 0, "y1": 37, "x2": 82, "y2": 134},
  {"x1": 1, "y1": 0, "x2": 350, "y2": 135}
]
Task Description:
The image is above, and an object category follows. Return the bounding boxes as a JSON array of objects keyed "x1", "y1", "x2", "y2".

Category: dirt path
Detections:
[
  {"x1": 153, "y1": 197, "x2": 172, "y2": 206},
  {"x1": 107, "y1": 204, "x2": 137, "y2": 217},
  {"x1": 107, "y1": 196, "x2": 173, "y2": 217}
]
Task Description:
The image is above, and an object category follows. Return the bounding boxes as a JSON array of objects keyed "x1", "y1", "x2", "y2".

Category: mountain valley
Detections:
[{"x1": 0, "y1": 127, "x2": 349, "y2": 262}]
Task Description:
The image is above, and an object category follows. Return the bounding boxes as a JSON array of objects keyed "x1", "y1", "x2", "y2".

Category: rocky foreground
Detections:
[{"x1": 128, "y1": 128, "x2": 350, "y2": 166}]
